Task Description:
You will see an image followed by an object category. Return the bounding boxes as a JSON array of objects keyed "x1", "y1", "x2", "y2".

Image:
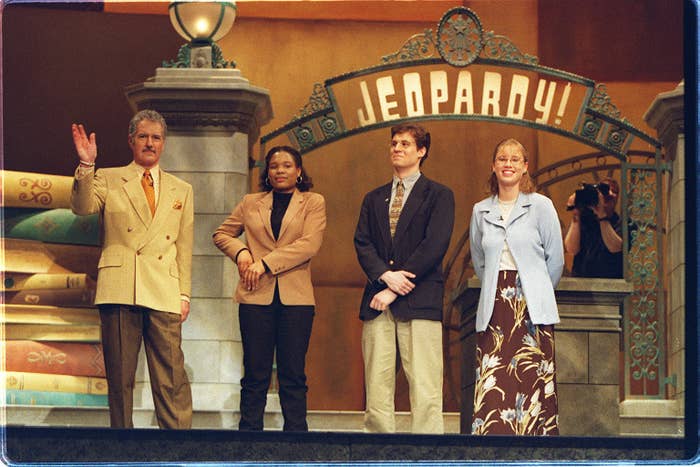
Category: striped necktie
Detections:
[{"x1": 389, "y1": 180, "x2": 404, "y2": 238}]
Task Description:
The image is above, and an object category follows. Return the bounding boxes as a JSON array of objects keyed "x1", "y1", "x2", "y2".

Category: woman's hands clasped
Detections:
[{"x1": 236, "y1": 250, "x2": 265, "y2": 291}]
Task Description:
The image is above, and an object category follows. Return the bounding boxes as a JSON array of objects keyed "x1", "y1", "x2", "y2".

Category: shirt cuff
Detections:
[
  {"x1": 76, "y1": 164, "x2": 94, "y2": 178},
  {"x1": 180, "y1": 295, "x2": 190, "y2": 303}
]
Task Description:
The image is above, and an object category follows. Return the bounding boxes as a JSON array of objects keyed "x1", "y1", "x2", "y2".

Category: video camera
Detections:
[{"x1": 566, "y1": 182, "x2": 611, "y2": 211}]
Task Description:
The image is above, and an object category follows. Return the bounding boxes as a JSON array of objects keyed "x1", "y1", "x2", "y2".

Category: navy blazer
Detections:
[{"x1": 354, "y1": 174, "x2": 455, "y2": 322}]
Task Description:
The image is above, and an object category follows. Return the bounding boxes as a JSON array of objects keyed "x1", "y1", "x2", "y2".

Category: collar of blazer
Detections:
[
  {"x1": 121, "y1": 162, "x2": 178, "y2": 238},
  {"x1": 482, "y1": 192, "x2": 533, "y2": 228},
  {"x1": 256, "y1": 188, "x2": 305, "y2": 241}
]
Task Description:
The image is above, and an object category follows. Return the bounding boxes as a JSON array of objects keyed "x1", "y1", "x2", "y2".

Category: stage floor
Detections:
[{"x1": 3, "y1": 425, "x2": 691, "y2": 464}]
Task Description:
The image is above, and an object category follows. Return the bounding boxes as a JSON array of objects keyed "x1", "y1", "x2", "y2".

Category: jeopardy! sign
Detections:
[
  {"x1": 334, "y1": 64, "x2": 583, "y2": 131},
  {"x1": 261, "y1": 6, "x2": 657, "y2": 157}
]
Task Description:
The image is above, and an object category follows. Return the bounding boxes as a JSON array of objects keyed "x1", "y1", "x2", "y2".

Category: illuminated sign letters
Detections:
[{"x1": 354, "y1": 68, "x2": 574, "y2": 128}]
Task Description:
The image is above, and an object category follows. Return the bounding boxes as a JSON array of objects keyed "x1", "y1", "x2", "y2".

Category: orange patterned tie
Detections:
[
  {"x1": 389, "y1": 180, "x2": 404, "y2": 238},
  {"x1": 142, "y1": 169, "x2": 156, "y2": 215}
]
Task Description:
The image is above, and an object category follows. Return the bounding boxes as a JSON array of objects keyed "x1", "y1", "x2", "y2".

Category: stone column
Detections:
[{"x1": 124, "y1": 68, "x2": 272, "y2": 428}]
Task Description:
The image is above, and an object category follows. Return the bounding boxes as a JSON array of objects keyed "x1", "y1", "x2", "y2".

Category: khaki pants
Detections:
[{"x1": 361, "y1": 308, "x2": 444, "y2": 434}]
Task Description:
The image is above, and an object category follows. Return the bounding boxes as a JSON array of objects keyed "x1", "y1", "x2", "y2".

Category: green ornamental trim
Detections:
[
  {"x1": 262, "y1": 6, "x2": 658, "y2": 158},
  {"x1": 162, "y1": 42, "x2": 236, "y2": 69}
]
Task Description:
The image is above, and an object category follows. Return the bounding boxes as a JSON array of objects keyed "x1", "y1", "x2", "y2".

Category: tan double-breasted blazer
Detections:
[
  {"x1": 71, "y1": 162, "x2": 194, "y2": 314},
  {"x1": 213, "y1": 189, "x2": 326, "y2": 306}
]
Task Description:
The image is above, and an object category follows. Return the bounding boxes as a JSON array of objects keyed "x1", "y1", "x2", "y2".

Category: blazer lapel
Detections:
[
  {"x1": 374, "y1": 183, "x2": 392, "y2": 248},
  {"x1": 482, "y1": 195, "x2": 505, "y2": 228},
  {"x1": 278, "y1": 189, "x2": 302, "y2": 241},
  {"x1": 256, "y1": 191, "x2": 275, "y2": 241},
  {"x1": 150, "y1": 169, "x2": 174, "y2": 228},
  {"x1": 122, "y1": 164, "x2": 151, "y2": 227},
  {"x1": 392, "y1": 175, "x2": 427, "y2": 242}
]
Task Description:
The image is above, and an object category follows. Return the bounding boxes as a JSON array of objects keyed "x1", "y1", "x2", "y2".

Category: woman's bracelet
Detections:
[{"x1": 79, "y1": 160, "x2": 95, "y2": 167}]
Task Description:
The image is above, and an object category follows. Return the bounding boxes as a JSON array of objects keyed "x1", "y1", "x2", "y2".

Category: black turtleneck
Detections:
[{"x1": 271, "y1": 191, "x2": 293, "y2": 240}]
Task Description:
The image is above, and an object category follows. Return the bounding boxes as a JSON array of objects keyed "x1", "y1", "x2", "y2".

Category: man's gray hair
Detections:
[{"x1": 128, "y1": 110, "x2": 167, "y2": 139}]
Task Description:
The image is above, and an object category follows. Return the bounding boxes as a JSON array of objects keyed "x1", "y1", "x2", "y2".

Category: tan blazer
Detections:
[
  {"x1": 213, "y1": 189, "x2": 326, "y2": 306},
  {"x1": 71, "y1": 162, "x2": 194, "y2": 314}
]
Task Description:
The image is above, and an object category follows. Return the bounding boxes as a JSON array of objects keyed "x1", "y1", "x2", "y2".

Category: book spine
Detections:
[
  {"x1": 3, "y1": 208, "x2": 100, "y2": 246},
  {"x1": 2, "y1": 305, "x2": 100, "y2": 325},
  {"x1": 4, "y1": 287, "x2": 95, "y2": 307},
  {"x1": 2, "y1": 239, "x2": 73, "y2": 274},
  {"x1": 5, "y1": 371, "x2": 108, "y2": 395},
  {"x1": 2, "y1": 273, "x2": 90, "y2": 291},
  {"x1": 5, "y1": 324, "x2": 101, "y2": 343},
  {"x1": 6, "y1": 389, "x2": 108, "y2": 407},
  {"x1": 2, "y1": 170, "x2": 74, "y2": 209},
  {"x1": 2, "y1": 239, "x2": 100, "y2": 276},
  {"x1": 4, "y1": 341, "x2": 106, "y2": 378}
]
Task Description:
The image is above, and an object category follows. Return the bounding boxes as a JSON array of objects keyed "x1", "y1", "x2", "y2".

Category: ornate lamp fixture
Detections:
[{"x1": 164, "y1": 1, "x2": 237, "y2": 69}]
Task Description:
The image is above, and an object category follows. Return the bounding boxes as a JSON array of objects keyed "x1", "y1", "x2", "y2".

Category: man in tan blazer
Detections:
[{"x1": 70, "y1": 109, "x2": 193, "y2": 429}]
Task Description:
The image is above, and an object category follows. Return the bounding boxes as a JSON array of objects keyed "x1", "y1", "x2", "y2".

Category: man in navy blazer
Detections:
[{"x1": 354, "y1": 124, "x2": 455, "y2": 433}]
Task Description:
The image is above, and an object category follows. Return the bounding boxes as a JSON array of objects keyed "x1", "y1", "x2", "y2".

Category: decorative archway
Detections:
[{"x1": 261, "y1": 6, "x2": 669, "y2": 405}]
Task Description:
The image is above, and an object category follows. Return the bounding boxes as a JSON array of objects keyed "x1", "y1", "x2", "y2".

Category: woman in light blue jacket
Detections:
[{"x1": 469, "y1": 138, "x2": 564, "y2": 436}]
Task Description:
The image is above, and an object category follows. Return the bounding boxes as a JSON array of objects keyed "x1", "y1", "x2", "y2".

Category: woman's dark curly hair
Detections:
[{"x1": 259, "y1": 145, "x2": 313, "y2": 192}]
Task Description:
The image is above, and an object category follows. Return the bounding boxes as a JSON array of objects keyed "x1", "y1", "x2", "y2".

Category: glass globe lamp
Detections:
[{"x1": 164, "y1": 1, "x2": 237, "y2": 68}]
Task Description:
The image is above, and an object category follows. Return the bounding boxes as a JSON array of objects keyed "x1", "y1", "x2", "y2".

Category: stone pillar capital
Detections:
[
  {"x1": 643, "y1": 81, "x2": 685, "y2": 152},
  {"x1": 125, "y1": 68, "x2": 273, "y2": 142}
]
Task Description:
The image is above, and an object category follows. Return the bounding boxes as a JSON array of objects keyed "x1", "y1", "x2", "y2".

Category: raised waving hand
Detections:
[{"x1": 71, "y1": 123, "x2": 97, "y2": 164}]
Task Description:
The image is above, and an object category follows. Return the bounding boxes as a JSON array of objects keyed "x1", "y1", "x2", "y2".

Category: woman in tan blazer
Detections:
[{"x1": 213, "y1": 145, "x2": 326, "y2": 431}]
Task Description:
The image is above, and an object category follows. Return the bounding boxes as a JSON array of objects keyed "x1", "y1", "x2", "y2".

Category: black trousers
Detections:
[{"x1": 238, "y1": 287, "x2": 314, "y2": 431}]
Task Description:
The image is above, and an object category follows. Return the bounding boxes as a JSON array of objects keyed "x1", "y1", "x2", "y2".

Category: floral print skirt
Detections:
[{"x1": 471, "y1": 270, "x2": 559, "y2": 436}]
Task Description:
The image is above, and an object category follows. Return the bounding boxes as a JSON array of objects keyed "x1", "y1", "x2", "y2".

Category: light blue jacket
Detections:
[{"x1": 469, "y1": 192, "x2": 564, "y2": 332}]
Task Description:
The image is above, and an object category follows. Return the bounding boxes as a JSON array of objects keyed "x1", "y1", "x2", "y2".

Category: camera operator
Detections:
[{"x1": 564, "y1": 178, "x2": 623, "y2": 278}]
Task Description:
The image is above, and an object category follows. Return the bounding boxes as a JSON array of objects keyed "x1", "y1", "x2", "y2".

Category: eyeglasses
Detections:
[{"x1": 495, "y1": 156, "x2": 525, "y2": 165}]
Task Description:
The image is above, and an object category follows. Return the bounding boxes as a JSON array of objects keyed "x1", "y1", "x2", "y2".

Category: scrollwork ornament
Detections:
[
  {"x1": 630, "y1": 323, "x2": 660, "y2": 381},
  {"x1": 18, "y1": 177, "x2": 53, "y2": 206},
  {"x1": 211, "y1": 43, "x2": 236, "y2": 69},
  {"x1": 589, "y1": 84, "x2": 622, "y2": 119},
  {"x1": 162, "y1": 44, "x2": 193, "y2": 68},
  {"x1": 480, "y1": 31, "x2": 538, "y2": 65},
  {"x1": 381, "y1": 30, "x2": 436, "y2": 64},
  {"x1": 162, "y1": 43, "x2": 235, "y2": 69},
  {"x1": 626, "y1": 167, "x2": 662, "y2": 390},
  {"x1": 297, "y1": 84, "x2": 332, "y2": 118},
  {"x1": 27, "y1": 350, "x2": 67, "y2": 365}
]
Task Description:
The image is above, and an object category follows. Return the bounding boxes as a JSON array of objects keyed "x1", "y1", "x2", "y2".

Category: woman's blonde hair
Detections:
[{"x1": 487, "y1": 138, "x2": 536, "y2": 195}]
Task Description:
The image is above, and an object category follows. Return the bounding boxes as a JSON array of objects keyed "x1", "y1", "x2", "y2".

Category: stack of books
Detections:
[{"x1": 3, "y1": 170, "x2": 108, "y2": 407}]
